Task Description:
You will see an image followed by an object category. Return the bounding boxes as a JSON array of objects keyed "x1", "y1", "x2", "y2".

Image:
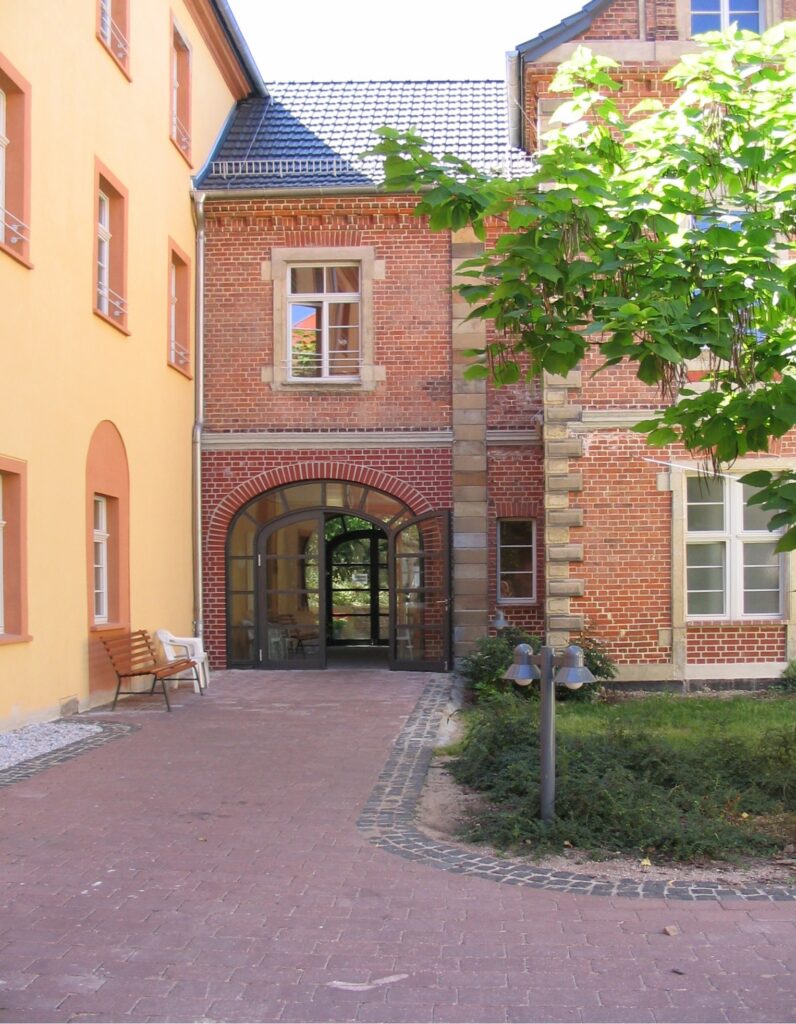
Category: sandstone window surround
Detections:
[
  {"x1": 262, "y1": 246, "x2": 385, "y2": 391},
  {"x1": 678, "y1": 0, "x2": 780, "y2": 37}
]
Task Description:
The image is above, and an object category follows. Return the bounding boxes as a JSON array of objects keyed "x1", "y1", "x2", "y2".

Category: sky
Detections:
[{"x1": 226, "y1": 0, "x2": 588, "y2": 83}]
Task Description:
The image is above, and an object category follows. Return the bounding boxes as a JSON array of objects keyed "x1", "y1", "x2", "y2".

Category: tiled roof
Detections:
[
  {"x1": 515, "y1": 0, "x2": 614, "y2": 62},
  {"x1": 196, "y1": 80, "x2": 533, "y2": 191}
]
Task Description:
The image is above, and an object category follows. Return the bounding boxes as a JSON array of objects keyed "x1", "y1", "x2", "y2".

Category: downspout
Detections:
[
  {"x1": 505, "y1": 49, "x2": 522, "y2": 151},
  {"x1": 191, "y1": 191, "x2": 206, "y2": 639},
  {"x1": 638, "y1": 0, "x2": 647, "y2": 39}
]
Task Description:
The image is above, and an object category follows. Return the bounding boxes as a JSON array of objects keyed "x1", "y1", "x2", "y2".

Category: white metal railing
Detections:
[
  {"x1": 209, "y1": 158, "x2": 371, "y2": 180},
  {"x1": 101, "y1": 6, "x2": 129, "y2": 62},
  {"x1": 0, "y1": 207, "x2": 29, "y2": 247},
  {"x1": 97, "y1": 283, "x2": 127, "y2": 320},
  {"x1": 288, "y1": 350, "x2": 361, "y2": 380},
  {"x1": 172, "y1": 115, "x2": 191, "y2": 155},
  {"x1": 169, "y1": 341, "x2": 190, "y2": 369}
]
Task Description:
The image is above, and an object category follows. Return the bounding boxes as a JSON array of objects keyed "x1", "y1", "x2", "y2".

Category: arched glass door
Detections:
[
  {"x1": 226, "y1": 482, "x2": 450, "y2": 671},
  {"x1": 391, "y1": 511, "x2": 451, "y2": 671}
]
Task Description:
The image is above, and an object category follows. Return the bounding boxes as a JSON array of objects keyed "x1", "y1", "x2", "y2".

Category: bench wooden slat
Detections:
[{"x1": 101, "y1": 629, "x2": 199, "y2": 711}]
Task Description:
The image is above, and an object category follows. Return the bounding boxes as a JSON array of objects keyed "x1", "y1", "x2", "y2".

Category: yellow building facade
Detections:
[{"x1": 0, "y1": 0, "x2": 263, "y2": 728}]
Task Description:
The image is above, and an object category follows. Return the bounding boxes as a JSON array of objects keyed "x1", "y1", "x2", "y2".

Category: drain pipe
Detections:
[{"x1": 190, "y1": 191, "x2": 206, "y2": 639}]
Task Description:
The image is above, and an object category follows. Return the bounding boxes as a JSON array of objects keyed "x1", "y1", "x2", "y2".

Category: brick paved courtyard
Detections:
[{"x1": 1, "y1": 670, "x2": 794, "y2": 1023}]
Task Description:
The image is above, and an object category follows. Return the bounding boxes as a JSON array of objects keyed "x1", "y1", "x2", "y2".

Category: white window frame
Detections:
[
  {"x1": 0, "y1": 88, "x2": 7, "y2": 246},
  {"x1": 93, "y1": 495, "x2": 109, "y2": 624},
  {"x1": 0, "y1": 475, "x2": 5, "y2": 634},
  {"x1": 170, "y1": 22, "x2": 191, "y2": 155},
  {"x1": 497, "y1": 519, "x2": 537, "y2": 605},
  {"x1": 287, "y1": 264, "x2": 362, "y2": 383},
  {"x1": 690, "y1": 0, "x2": 763, "y2": 34},
  {"x1": 685, "y1": 474, "x2": 783, "y2": 620},
  {"x1": 99, "y1": 0, "x2": 129, "y2": 62},
  {"x1": 97, "y1": 190, "x2": 111, "y2": 316},
  {"x1": 169, "y1": 257, "x2": 179, "y2": 363}
]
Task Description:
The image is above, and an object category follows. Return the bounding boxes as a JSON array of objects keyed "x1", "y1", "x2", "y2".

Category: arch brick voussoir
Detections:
[{"x1": 206, "y1": 461, "x2": 435, "y2": 544}]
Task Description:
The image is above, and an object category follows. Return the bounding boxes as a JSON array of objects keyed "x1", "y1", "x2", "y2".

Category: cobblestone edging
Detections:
[
  {"x1": 0, "y1": 722, "x2": 138, "y2": 788},
  {"x1": 357, "y1": 674, "x2": 796, "y2": 903}
]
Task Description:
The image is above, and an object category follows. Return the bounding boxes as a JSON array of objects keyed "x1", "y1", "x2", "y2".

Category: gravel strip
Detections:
[{"x1": 0, "y1": 720, "x2": 103, "y2": 770}]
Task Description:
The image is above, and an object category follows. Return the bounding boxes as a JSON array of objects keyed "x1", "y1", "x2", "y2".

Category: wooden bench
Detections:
[{"x1": 100, "y1": 629, "x2": 199, "y2": 712}]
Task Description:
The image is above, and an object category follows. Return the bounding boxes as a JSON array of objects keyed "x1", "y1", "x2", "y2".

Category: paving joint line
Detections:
[
  {"x1": 0, "y1": 721, "x2": 138, "y2": 787},
  {"x1": 357, "y1": 673, "x2": 796, "y2": 903}
]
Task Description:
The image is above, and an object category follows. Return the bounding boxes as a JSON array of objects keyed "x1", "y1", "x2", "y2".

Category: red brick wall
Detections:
[
  {"x1": 686, "y1": 625, "x2": 787, "y2": 664},
  {"x1": 525, "y1": 64, "x2": 680, "y2": 150},
  {"x1": 572, "y1": 429, "x2": 673, "y2": 664},
  {"x1": 201, "y1": 448, "x2": 453, "y2": 666},
  {"x1": 203, "y1": 195, "x2": 452, "y2": 433},
  {"x1": 585, "y1": 0, "x2": 641, "y2": 39}
]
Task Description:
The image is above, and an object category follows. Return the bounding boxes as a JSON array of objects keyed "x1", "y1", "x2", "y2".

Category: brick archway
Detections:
[{"x1": 205, "y1": 460, "x2": 435, "y2": 553}]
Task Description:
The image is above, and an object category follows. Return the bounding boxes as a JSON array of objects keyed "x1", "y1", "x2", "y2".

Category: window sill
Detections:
[
  {"x1": 687, "y1": 618, "x2": 785, "y2": 627},
  {"x1": 170, "y1": 135, "x2": 193, "y2": 168},
  {"x1": 0, "y1": 240, "x2": 32, "y2": 269},
  {"x1": 90, "y1": 621, "x2": 125, "y2": 633},
  {"x1": 97, "y1": 36, "x2": 131, "y2": 81},
  {"x1": 94, "y1": 307, "x2": 130, "y2": 336},
  {"x1": 497, "y1": 599, "x2": 538, "y2": 607},
  {"x1": 168, "y1": 359, "x2": 193, "y2": 380},
  {"x1": 0, "y1": 632, "x2": 33, "y2": 646}
]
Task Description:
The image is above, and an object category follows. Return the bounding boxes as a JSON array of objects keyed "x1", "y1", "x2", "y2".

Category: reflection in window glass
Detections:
[{"x1": 498, "y1": 520, "x2": 535, "y2": 602}]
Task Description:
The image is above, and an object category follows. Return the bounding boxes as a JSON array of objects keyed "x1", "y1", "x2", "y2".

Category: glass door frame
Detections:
[{"x1": 256, "y1": 510, "x2": 326, "y2": 670}]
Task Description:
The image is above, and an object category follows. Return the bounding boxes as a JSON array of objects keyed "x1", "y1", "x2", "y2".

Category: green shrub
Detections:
[
  {"x1": 450, "y1": 693, "x2": 793, "y2": 862},
  {"x1": 458, "y1": 628, "x2": 540, "y2": 701},
  {"x1": 458, "y1": 628, "x2": 617, "y2": 704}
]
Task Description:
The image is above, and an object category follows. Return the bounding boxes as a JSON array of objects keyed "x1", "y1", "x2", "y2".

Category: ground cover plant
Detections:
[{"x1": 450, "y1": 691, "x2": 796, "y2": 863}]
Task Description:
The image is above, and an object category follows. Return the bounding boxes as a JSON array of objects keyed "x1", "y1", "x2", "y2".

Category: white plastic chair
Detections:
[{"x1": 155, "y1": 629, "x2": 210, "y2": 694}]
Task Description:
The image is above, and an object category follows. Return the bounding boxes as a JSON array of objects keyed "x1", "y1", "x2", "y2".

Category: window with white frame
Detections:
[
  {"x1": 168, "y1": 243, "x2": 190, "y2": 372},
  {"x1": 96, "y1": 190, "x2": 111, "y2": 315},
  {"x1": 93, "y1": 495, "x2": 109, "y2": 624},
  {"x1": 0, "y1": 475, "x2": 5, "y2": 634},
  {"x1": 94, "y1": 166, "x2": 128, "y2": 329},
  {"x1": 497, "y1": 520, "x2": 536, "y2": 603},
  {"x1": 686, "y1": 475, "x2": 782, "y2": 617},
  {"x1": 690, "y1": 0, "x2": 762, "y2": 34},
  {"x1": 170, "y1": 21, "x2": 191, "y2": 159},
  {"x1": 0, "y1": 55, "x2": 31, "y2": 262},
  {"x1": 0, "y1": 88, "x2": 7, "y2": 247},
  {"x1": 288, "y1": 265, "x2": 361, "y2": 381},
  {"x1": 98, "y1": 0, "x2": 129, "y2": 71}
]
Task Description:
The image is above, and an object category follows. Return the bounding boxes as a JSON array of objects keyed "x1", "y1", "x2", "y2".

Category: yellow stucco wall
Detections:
[{"x1": 0, "y1": 0, "x2": 251, "y2": 728}]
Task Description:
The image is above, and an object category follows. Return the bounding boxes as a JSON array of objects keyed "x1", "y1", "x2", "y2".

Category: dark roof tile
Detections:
[{"x1": 196, "y1": 80, "x2": 533, "y2": 191}]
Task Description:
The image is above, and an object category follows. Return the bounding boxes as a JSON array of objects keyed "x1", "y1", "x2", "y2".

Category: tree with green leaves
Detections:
[{"x1": 372, "y1": 23, "x2": 796, "y2": 548}]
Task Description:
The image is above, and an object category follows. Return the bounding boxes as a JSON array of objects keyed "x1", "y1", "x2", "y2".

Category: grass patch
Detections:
[{"x1": 450, "y1": 691, "x2": 796, "y2": 864}]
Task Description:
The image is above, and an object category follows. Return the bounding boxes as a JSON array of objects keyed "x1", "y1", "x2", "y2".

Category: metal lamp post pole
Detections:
[{"x1": 539, "y1": 645, "x2": 556, "y2": 825}]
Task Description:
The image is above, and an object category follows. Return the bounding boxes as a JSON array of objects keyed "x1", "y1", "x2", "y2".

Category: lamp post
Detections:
[{"x1": 503, "y1": 643, "x2": 595, "y2": 824}]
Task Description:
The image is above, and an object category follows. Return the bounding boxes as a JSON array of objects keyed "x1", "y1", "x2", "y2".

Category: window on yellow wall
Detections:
[
  {"x1": 93, "y1": 495, "x2": 109, "y2": 625},
  {"x1": 0, "y1": 456, "x2": 29, "y2": 642},
  {"x1": 168, "y1": 241, "x2": 191, "y2": 374},
  {"x1": 94, "y1": 163, "x2": 128, "y2": 332},
  {"x1": 170, "y1": 20, "x2": 192, "y2": 162},
  {"x1": 97, "y1": 0, "x2": 130, "y2": 76},
  {"x1": 0, "y1": 54, "x2": 31, "y2": 266}
]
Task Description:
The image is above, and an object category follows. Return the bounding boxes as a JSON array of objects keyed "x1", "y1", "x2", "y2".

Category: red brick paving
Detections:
[{"x1": 0, "y1": 670, "x2": 794, "y2": 1023}]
